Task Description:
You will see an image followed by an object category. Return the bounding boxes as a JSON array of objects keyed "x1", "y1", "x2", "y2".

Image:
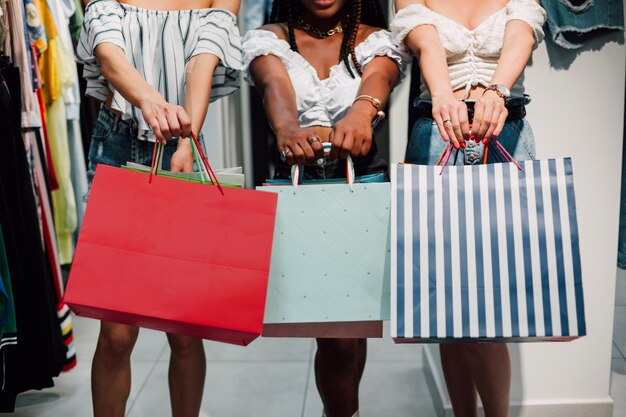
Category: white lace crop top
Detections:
[
  {"x1": 76, "y1": 0, "x2": 243, "y2": 140},
  {"x1": 242, "y1": 29, "x2": 410, "y2": 128},
  {"x1": 390, "y1": 0, "x2": 547, "y2": 99}
]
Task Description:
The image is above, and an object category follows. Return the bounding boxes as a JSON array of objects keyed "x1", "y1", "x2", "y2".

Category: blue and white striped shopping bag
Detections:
[{"x1": 391, "y1": 159, "x2": 586, "y2": 342}]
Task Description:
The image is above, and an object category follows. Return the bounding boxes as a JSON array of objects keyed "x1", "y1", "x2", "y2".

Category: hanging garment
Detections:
[
  {"x1": 32, "y1": 45, "x2": 60, "y2": 190},
  {"x1": 35, "y1": 0, "x2": 78, "y2": 264},
  {"x1": 68, "y1": 0, "x2": 82, "y2": 42},
  {"x1": 0, "y1": 1, "x2": 9, "y2": 52},
  {"x1": 47, "y1": 97, "x2": 77, "y2": 264},
  {"x1": 23, "y1": 0, "x2": 47, "y2": 52},
  {"x1": 243, "y1": 0, "x2": 272, "y2": 32},
  {"x1": 542, "y1": 0, "x2": 625, "y2": 49},
  {"x1": 0, "y1": 62, "x2": 65, "y2": 414},
  {"x1": 48, "y1": 0, "x2": 87, "y2": 231},
  {"x1": 7, "y1": 0, "x2": 40, "y2": 127},
  {"x1": 0, "y1": 226, "x2": 17, "y2": 353},
  {"x1": 26, "y1": 130, "x2": 77, "y2": 370}
]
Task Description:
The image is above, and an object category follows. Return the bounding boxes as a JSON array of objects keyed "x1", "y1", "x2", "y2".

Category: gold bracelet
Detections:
[
  {"x1": 353, "y1": 95, "x2": 386, "y2": 127},
  {"x1": 353, "y1": 95, "x2": 382, "y2": 110}
]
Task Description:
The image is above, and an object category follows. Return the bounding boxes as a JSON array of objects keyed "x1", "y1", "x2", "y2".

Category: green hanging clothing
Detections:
[
  {"x1": 68, "y1": 0, "x2": 83, "y2": 43},
  {"x1": 0, "y1": 226, "x2": 17, "y2": 350}
]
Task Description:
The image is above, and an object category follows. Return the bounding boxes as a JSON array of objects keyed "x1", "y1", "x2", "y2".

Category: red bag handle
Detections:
[{"x1": 148, "y1": 132, "x2": 224, "y2": 196}]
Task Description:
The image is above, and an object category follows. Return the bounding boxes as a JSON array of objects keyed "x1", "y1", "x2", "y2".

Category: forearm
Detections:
[
  {"x1": 357, "y1": 72, "x2": 395, "y2": 107},
  {"x1": 348, "y1": 63, "x2": 399, "y2": 120},
  {"x1": 96, "y1": 45, "x2": 163, "y2": 108},
  {"x1": 259, "y1": 78, "x2": 300, "y2": 134},
  {"x1": 184, "y1": 54, "x2": 220, "y2": 135},
  {"x1": 490, "y1": 22, "x2": 535, "y2": 89},
  {"x1": 406, "y1": 30, "x2": 453, "y2": 99}
]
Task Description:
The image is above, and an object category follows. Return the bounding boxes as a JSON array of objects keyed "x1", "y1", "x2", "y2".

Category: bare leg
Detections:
[
  {"x1": 315, "y1": 338, "x2": 363, "y2": 417},
  {"x1": 167, "y1": 333, "x2": 206, "y2": 417},
  {"x1": 357, "y1": 338, "x2": 367, "y2": 383},
  {"x1": 440, "y1": 344, "x2": 478, "y2": 417},
  {"x1": 92, "y1": 321, "x2": 139, "y2": 417},
  {"x1": 464, "y1": 344, "x2": 511, "y2": 417}
]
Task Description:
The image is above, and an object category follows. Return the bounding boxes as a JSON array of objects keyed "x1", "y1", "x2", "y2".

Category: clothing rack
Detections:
[{"x1": 0, "y1": 0, "x2": 91, "y2": 411}]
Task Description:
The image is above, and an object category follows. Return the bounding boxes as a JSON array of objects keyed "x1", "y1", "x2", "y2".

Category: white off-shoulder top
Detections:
[
  {"x1": 242, "y1": 29, "x2": 410, "y2": 128},
  {"x1": 390, "y1": 0, "x2": 547, "y2": 99},
  {"x1": 76, "y1": 0, "x2": 243, "y2": 140}
]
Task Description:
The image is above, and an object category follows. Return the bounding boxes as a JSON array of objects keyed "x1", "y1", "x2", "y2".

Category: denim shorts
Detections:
[
  {"x1": 543, "y1": 0, "x2": 624, "y2": 49},
  {"x1": 405, "y1": 98, "x2": 537, "y2": 166},
  {"x1": 87, "y1": 107, "x2": 179, "y2": 186}
]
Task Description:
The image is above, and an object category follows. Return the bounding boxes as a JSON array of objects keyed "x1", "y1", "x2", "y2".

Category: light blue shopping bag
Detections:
[{"x1": 258, "y1": 156, "x2": 390, "y2": 337}]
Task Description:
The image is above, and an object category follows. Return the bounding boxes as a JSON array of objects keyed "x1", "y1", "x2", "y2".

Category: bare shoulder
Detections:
[
  {"x1": 258, "y1": 23, "x2": 289, "y2": 41},
  {"x1": 210, "y1": 0, "x2": 240, "y2": 14},
  {"x1": 358, "y1": 24, "x2": 386, "y2": 42},
  {"x1": 395, "y1": 0, "x2": 427, "y2": 10}
]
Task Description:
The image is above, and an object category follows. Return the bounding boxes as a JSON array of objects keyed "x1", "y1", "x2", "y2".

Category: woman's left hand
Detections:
[
  {"x1": 330, "y1": 104, "x2": 374, "y2": 160},
  {"x1": 170, "y1": 138, "x2": 195, "y2": 173},
  {"x1": 473, "y1": 90, "x2": 508, "y2": 143}
]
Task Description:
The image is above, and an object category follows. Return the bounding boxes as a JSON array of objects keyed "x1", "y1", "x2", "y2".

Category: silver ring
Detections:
[
  {"x1": 279, "y1": 150, "x2": 287, "y2": 161},
  {"x1": 443, "y1": 119, "x2": 452, "y2": 125},
  {"x1": 307, "y1": 136, "x2": 321, "y2": 145}
]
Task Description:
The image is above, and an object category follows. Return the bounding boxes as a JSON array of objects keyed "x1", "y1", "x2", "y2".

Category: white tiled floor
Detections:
[
  {"x1": 11, "y1": 271, "x2": 626, "y2": 417},
  {"x1": 11, "y1": 321, "x2": 434, "y2": 417}
]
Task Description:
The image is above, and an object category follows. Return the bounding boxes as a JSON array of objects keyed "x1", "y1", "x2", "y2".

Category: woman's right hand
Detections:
[
  {"x1": 139, "y1": 95, "x2": 192, "y2": 145},
  {"x1": 432, "y1": 94, "x2": 470, "y2": 149},
  {"x1": 276, "y1": 125, "x2": 325, "y2": 166}
]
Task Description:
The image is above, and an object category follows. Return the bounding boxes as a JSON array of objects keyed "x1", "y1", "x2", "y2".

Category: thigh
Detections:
[
  {"x1": 405, "y1": 118, "x2": 449, "y2": 165},
  {"x1": 87, "y1": 115, "x2": 132, "y2": 185},
  {"x1": 490, "y1": 119, "x2": 536, "y2": 163},
  {"x1": 129, "y1": 137, "x2": 179, "y2": 171}
]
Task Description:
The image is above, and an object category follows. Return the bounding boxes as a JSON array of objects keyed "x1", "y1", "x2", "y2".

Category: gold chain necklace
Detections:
[{"x1": 297, "y1": 17, "x2": 343, "y2": 38}]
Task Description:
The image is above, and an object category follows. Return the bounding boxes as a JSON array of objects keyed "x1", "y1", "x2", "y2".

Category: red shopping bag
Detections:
[{"x1": 65, "y1": 136, "x2": 277, "y2": 346}]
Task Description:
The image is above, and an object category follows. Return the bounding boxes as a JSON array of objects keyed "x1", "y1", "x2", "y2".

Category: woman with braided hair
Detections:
[{"x1": 243, "y1": 1, "x2": 408, "y2": 416}]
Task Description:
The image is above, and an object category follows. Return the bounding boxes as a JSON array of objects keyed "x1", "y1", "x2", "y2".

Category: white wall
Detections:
[{"x1": 389, "y1": 14, "x2": 626, "y2": 417}]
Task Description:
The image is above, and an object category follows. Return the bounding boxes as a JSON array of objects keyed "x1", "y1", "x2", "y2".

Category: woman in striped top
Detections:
[{"x1": 76, "y1": 1, "x2": 242, "y2": 416}]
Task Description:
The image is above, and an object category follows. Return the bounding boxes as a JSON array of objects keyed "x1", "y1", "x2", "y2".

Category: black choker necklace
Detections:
[{"x1": 297, "y1": 17, "x2": 343, "y2": 38}]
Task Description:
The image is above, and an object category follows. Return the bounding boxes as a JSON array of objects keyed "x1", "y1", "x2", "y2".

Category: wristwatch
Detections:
[{"x1": 484, "y1": 84, "x2": 511, "y2": 102}]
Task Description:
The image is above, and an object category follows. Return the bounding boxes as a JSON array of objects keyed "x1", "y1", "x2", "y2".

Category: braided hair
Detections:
[{"x1": 268, "y1": 0, "x2": 387, "y2": 78}]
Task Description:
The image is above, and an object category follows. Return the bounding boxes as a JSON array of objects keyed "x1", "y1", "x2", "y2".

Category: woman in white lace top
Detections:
[{"x1": 391, "y1": 1, "x2": 546, "y2": 416}]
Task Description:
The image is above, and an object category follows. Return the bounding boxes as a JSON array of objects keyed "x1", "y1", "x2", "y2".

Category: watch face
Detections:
[{"x1": 497, "y1": 85, "x2": 511, "y2": 98}]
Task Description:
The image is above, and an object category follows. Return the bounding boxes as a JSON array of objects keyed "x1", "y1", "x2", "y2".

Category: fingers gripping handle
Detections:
[
  {"x1": 148, "y1": 132, "x2": 225, "y2": 195},
  {"x1": 290, "y1": 143, "x2": 355, "y2": 193},
  {"x1": 435, "y1": 139, "x2": 522, "y2": 175}
]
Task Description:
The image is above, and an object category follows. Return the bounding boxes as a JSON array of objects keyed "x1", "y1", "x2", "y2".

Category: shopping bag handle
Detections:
[
  {"x1": 148, "y1": 132, "x2": 224, "y2": 196},
  {"x1": 435, "y1": 138, "x2": 522, "y2": 175},
  {"x1": 290, "y1": 143, "x2": 355, "y2": 193}
]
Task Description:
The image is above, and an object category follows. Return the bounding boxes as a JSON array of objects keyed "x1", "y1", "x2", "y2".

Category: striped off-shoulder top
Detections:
[{"x1": 76, "y1": 0, "x2": 243, "y2": 140}]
